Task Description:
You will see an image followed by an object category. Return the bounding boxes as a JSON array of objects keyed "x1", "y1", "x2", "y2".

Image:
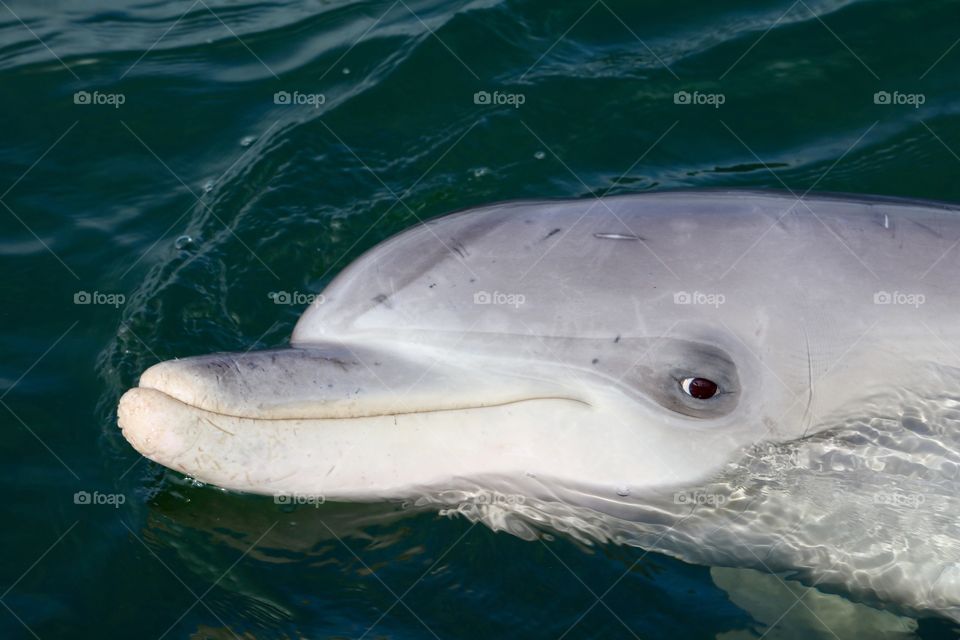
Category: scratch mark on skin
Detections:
[
  {"x1": 318, "y1": 355, "x2": 353, "y2": 371},
  {"x1": 166, "y1": 428, "x2": 204, "y2": 466},
  {"x1": 372, "y1": 293, "x2": 393, "y2": 308},
  {"x1": 203, "y1": 416, "x2": 236, "y2": 436},
  {"x1": 450, "y1": 239, "x2": 469, "y2": 258},
  {"x1": 594, "y1": 232, "x2": 643, "y2": 241},
  {"x1": 800, "y1": 328, "x2": 815, "y2": 438},
  {"x1": 911, "y1": 219, "x2": 944, "y2": 239}
]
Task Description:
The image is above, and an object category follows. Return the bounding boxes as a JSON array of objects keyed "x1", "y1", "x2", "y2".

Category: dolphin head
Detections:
[
  {"x1": 120, "y1": 194, "x2": 791, "y2": 501},
  {"x1": 118, "y1": 190, "x2": 960, "y2": 526}
]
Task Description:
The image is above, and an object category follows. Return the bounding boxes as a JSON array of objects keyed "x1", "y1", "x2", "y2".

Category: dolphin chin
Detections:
[{"x1": 118, "y1": 190, "x2": 960, "y2": 622}]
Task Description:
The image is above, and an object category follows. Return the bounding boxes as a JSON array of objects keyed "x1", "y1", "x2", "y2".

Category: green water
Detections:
[{"x1": 3, "y1": 0, "x2": 960, "y2": 637}]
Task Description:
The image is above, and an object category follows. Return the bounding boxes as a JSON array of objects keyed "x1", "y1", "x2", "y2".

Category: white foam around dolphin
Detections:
[{"x1": 118, "y1": 191, "x2": 960, "y2": 622}]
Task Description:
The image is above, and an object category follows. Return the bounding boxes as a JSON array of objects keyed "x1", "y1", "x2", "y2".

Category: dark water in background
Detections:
[{"x1": 3, "y1": 0, "x2": 960, "y2": 637}]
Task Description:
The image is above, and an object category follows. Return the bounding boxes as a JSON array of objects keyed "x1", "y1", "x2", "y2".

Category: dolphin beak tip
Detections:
[{"x1": 117, "y1": 387, "x2": 189, "y2": 462}]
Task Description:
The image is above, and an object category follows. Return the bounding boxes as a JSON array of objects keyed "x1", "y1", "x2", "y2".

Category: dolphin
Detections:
[{"x1": 118, "y1": 190, "x2": 960, "y2": 622}]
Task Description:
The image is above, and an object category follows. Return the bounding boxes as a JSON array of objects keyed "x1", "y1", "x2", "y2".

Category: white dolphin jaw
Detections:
[
  {"x1": 117, "y1": 343, "x2": 600, "y2": 498},
  {"x1": 117, "y1": 385, "x2": 594, "y2": 500}
]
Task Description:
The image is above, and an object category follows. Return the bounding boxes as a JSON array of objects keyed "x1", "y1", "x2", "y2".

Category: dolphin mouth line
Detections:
[{"x1": 133, "y1": 384, "x2": 593, "y2": 422}]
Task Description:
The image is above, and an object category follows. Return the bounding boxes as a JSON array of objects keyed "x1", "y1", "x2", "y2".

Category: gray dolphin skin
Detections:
[{"x1": 118, "y1": 190, "x2": 960, "y2": 622}]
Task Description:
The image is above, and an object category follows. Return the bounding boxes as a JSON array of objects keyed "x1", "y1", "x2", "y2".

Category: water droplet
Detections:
[
  {"x1": 616, "y1": 485, "x2": 631, "y2": 497},
  {"x1": 240, "y1": 135, "x2": 255, "y2": 147},
  {"x1": 174, "y1": 235, "x2": 194, "y2": 250},
  {"x1": 342, "y1": 67, "x2": 351, "y2": 75},
  {"x1": 534, "y1": 150, "x2": 546, "y2": 160}
]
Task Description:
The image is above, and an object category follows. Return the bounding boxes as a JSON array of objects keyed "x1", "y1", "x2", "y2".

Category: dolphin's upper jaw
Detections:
[{"x1": 123, "y1": 344, "x2": 586, "y2": 422}]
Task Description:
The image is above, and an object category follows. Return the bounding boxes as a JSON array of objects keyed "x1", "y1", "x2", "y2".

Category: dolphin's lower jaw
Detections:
[{"x1": 118, "y1": 387, "x2": 592, "y2": 500}]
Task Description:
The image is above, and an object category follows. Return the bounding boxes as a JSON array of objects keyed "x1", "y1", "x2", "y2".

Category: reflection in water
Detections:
[{"x1": 143, "y1": 486, "x2": 437, "y2": 637}]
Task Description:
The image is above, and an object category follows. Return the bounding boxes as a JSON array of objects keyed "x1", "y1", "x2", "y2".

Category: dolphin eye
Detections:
[{"x1": 680, "y1": 377, "x2": 719, "y2": 400}]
